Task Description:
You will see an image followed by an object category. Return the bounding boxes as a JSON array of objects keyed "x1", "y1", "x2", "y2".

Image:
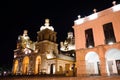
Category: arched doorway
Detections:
[
  {"x1": 105, "y1": 48, "x2": 120, "y2": 76},
  {"x1": 50, "y1": 64, "x2": 53, "y2": 74},
  {"x1": 85, "y1": 52, "x2": 100, "y2": 75},
  {"x1": 50, "y1": 64, "x2": 55, "y2": 74},
  {"x1": 22, "y1": 56, "x2": 29, "y2": 75},
  {"x1": 35, "y1": 56, "x2": 41, "y2": 74},
  {"x1": 13, "y1": 60, "x2": 18, "y2": 75},
  {"x1": 59, "y1": 66, "x2": 63, "y2": 74}
]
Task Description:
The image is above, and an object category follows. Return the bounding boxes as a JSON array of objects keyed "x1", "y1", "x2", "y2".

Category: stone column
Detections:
[
  {"x1": 55, "y1": 59, "x2": 58, "y2": 74},
  {"x1": 97, "y1": 45, "x2": 107, "y2": 76}
]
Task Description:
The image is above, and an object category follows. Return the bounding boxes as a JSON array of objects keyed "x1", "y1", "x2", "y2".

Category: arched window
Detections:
[
  {"x1": 35, "y1": 56, "x2": 41, "y2": 74},
  {"x1": 22, "y1": 56, "x2": 29, "y2": 74},
  {"x1": 13, "y1": 60, "x2": 18, "y2": 75}
]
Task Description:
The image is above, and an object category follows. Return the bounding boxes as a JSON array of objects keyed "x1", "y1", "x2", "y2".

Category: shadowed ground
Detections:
[{"x1": 0, "y1": 75, "x2": 120, "y2": 80}]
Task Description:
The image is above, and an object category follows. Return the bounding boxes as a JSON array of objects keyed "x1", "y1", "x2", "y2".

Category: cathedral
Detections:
[{"x1": 12, "y1": 19, "x2": 76, "y2": 76}]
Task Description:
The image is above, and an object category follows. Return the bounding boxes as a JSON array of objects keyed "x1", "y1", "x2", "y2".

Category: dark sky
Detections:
[{"x1": 0, "y1": 0, "x2": 119, "y2": 69}]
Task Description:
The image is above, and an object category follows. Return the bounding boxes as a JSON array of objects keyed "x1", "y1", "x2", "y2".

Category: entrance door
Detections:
[
  {"x1": 97, "y1": 62, "x2": 101, "y2": 75},
  {"x1": 50, "y1": 64, "x2": 53, "y2": 74},
  {"x1": 105, "y1": 48, "x2": 120, "y2": 75},
  {"x1": 88, "y1": 62, "x2": 94, "y2": 75},
  {"x1": 108, "y1": 61, "x2": 113, "y2": 75},
  {"x1": 85, "y1": 52, "x2": 100, "y2": 75},
  {"x1": 116, "y1": 60, "x2": 120, "y2": 75}
]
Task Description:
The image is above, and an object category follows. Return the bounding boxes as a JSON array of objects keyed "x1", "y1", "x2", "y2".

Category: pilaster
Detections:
[
  {"x1": 76, "y1": 49, "x2": 86, "y2": 76},
  {"x1": 97, "y1": 45, "x2": 107, "y2": 76}
]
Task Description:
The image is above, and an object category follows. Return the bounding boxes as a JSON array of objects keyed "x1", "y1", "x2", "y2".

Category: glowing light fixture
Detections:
[
  {"x1": 24, "y1": 48, "x2": 31, "y2": 54},
  {"x1": 25, "y1": 51, "x2": 28, "y2": 54},
  {"x1": 4, "y1": 71, "x2": 6, "y2": 75},
  {"x1": 28, "y1": 50, "x2": 31, "y2": 53},
  {"x1": 35, "y1": 49, "x2": 38, "y2": 53},
  {"x1": 14, "y1": 55, "x2": 17, "y2": 58},
  {"x1": 108, "y1": 41, "x2": 114, "y2": 45},
  {"x1": 72, "y1": 53, "x2": 75, "y2": 56},
  {"x1": 88, "y1": 45, "x2": 93, "y2": 48}
]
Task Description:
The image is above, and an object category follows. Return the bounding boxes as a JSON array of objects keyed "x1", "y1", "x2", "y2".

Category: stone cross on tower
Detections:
[
  {"x1": 23, "y1": 30, "x2": 28, "y2": 37},
  {"x1": 40, "y1": 19, "x2": 54, "y2": 31},
  {"x1": 45, "y1": 19, "x2": 50, "y2": 26},
  {"x1": 112, "y1": 1, "x2": 116, "y2": 6}
]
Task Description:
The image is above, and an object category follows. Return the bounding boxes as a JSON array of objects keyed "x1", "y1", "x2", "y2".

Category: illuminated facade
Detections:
[
  {"x1": 73, "y1": 2, "x2": 120, "y2": 76},
  {"x1": 60, "y1": 32, "x2": 76, "y2": 58},
  {"x1": 12, "y1": 19, "x2": 75, "y2": 76},
  {"x1": 12, "y1": 1, "x2": 120, "y2": 77},
  {"x1": 60, "y1": 32, "x2": 75, "y2": 51}
]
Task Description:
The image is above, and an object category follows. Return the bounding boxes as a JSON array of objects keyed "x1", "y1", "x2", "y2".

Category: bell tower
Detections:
[
  {"x1": 37, "y1": 19, "x2": 56, "y2": 42},
  {"x1": 35, "y1": 19, "x2": 58, "y2": 71},
  {"x1": 36, "y1": 19, "x2": 58, "y2": 55}
]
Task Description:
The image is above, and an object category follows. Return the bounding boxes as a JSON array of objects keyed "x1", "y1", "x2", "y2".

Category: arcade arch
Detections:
[
  {"x1": 22, "y1": 56, "x2": 29, "y2": 74},
  {"x1": 85, "y1": 51, "x2": 100, "y2": 75},
  {"x1": 35, "y1": 56, "x2": 41, "y2": 74},
  {"x1": 105, "y1": 48, "x2": 120, "y2": 76},
  {"x1": 13, "y1": 60, "x2": 18, "y2": 74}
]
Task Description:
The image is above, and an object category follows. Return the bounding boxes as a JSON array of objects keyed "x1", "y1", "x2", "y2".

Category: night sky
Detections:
[{"x1": 0, "y1": 0, "x2": 119, "y2": 70}]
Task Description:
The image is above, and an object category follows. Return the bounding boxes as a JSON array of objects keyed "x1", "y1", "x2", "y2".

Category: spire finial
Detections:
[
  {"x1": 23, "y1": 30, "x2": 28, "y2": 36},
  {"x1": 45, "y1": 18, "x2": 50, "y2": 26},
  {"x1": 112, "y1": 1, "x2": 116, "y2": 6},
  {"x1": 78, "y1": 15, "x2": 81, "y2": 19},
  {"x1": 93, "y1": 8, "x2": 97, "y2": 13}
]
